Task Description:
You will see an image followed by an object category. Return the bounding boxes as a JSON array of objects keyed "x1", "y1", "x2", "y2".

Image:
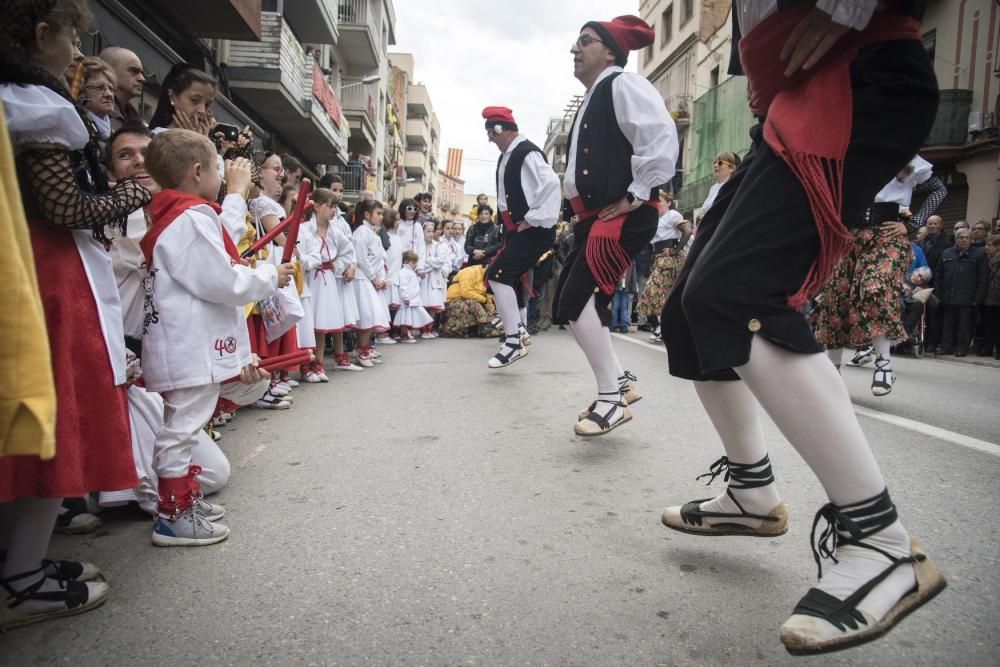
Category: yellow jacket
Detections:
[
  {"x1": 0, "y1": 101, "x2": 56, "y2": 459},
  {"x1": 446, "y1": 264, "x2": 488, "y2": 304}
]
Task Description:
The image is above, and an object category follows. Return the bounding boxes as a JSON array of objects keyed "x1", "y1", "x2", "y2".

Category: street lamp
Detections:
[{"x1": 340, "y1": 74, "x2": 380, "y2": 91}]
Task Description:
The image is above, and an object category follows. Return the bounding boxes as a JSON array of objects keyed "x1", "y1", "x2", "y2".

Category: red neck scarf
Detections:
[
  {"x1": 740, "y1": 6, "x2": 920, "y2": 309},
  {"x1": 141, "y1": 190, "x2": 240, "y2": 267}
]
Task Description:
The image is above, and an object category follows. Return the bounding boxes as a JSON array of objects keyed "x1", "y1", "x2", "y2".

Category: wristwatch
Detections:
[{"x1": 624, "y1": 192, "x2": 636, "y2": 206}]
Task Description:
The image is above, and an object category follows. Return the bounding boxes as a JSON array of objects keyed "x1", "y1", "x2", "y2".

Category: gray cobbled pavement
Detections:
[{"x1": 3, "y1": 331, "x2": 998, "y2": 666}]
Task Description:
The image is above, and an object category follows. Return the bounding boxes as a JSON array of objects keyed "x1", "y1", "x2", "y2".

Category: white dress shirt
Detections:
[
  {"x1": 496, "y1": 134, "x2": 562, "y2": 229},
  {"x1": 564, "y1": 67, "x2": 678, "y2": 203}
]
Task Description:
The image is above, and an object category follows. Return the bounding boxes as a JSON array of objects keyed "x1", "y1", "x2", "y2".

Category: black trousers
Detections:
[
  {"x1": 485, "y1": 226, "x2": 554, "y2": 287},
  {"x1": 924, "y1": 300, "x2": 944, "y2": 347},
  {"x1": 979, "y1": 305, "x2": 1000, "y2": 355},
  {"x1": 661, "y1": 39, "x2": 939, "y2": 381},
  {"x1": 941, "y1": 305, "x2": 973, "y2": 352},
  {"x1": 553, "y1": 205, "x2": 658, "y2": 326}
]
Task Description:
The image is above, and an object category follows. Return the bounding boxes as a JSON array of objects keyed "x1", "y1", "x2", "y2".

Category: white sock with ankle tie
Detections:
[
  {"x1": 693, "y1": 381, "x2": 782, "y2": 527},
  {"x1": 735, "y1": 336, "x2": 914, "y2": 626},
  {"x1": 569, "y1": 296, "x2": 624, "y2": 422}
]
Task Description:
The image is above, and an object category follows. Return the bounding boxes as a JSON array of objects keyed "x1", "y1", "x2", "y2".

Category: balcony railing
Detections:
[
  {"x1": 227, "y1": 13, "x2": 347, "y2": 164},
  {"x1": 340, "y1": 79, "x2": 378, "y2": 132},
  {"x1": 337, "y1": 0, "x2": 380, "y2": 67},
  {"x1": 325, "y1": 163, "x2": 373, "y2": 195},
  {"x1": 925, "y1": 89, "x2": 974, "y2": 146}
]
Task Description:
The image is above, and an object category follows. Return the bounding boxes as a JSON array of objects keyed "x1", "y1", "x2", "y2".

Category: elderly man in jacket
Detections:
[{"x1": 934, "y1": 229, "x2": 988, "y2": 356}]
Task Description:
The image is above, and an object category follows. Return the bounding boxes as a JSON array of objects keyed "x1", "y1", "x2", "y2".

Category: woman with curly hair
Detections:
[{"x1": 0, "y1": 0, "x2": 151, "y2": 629}]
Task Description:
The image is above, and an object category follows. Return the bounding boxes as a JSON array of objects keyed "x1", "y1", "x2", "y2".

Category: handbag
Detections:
[{"x1": 257, "y1": 283, "x2": 304, "y2": 343}]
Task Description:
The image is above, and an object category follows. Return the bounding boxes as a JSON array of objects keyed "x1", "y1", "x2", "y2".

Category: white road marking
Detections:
[{"x1": 611, "y1": 333, "x2": 1000, "y2": 457}]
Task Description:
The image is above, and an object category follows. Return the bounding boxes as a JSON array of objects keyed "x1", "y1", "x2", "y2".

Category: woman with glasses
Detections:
[
  {"x1": 79, "y1": 56, "x2": 116, "y2": 145},
  {"x1": 699, "y1": 152, "x2": 739, "y2": 222}
]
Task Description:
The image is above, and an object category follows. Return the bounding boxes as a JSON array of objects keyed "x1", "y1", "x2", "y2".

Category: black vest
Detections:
[
  {"x1": 728, "y1": 1, "x2": 927, "y2": 76},
  {"x1": 496, "y1": 138, "x2": 546, "y2": 222},
  {"x1": 566, "y1": 71, "x2": 635, "y2": 210}
]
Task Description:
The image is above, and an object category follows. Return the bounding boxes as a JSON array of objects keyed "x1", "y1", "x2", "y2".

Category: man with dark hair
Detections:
[
  {"x1": 318, "y1": 172, "x2": 341, "y2": 190},
  {"x1": 481, "y1": 106, "x2": 561, "y2": 369}
]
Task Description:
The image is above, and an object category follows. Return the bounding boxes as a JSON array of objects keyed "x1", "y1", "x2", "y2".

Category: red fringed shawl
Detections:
[
  {"x1": 740, "y1": 6, "x2": 921, "y2": 309},
  {"x1": 569, "y1": 196, "x2": 656, "y2": 296}
]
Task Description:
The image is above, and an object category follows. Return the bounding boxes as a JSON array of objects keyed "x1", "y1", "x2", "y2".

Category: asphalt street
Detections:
[{"x1": 2, "y1": 330, "x2": 998, "y2": 666}]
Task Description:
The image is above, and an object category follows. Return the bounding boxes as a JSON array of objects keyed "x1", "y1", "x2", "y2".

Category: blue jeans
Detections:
[{"x1": 611, "y1": 290, "x2": 631, "y2": 329}]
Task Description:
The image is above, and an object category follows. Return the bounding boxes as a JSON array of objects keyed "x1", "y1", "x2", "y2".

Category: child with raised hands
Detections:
[{"x1": 141, "y1": 129, "x2": 293, "y2": 546}]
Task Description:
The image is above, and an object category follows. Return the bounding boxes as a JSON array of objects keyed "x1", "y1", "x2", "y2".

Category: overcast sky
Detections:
[{"x1": 391, "y1": 0, "x2": 640, "y2": 197}]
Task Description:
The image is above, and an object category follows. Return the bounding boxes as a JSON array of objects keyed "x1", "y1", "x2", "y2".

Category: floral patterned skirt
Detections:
[
  {"x1": 810, "y1": 229, "x2": 909, "y2": 348},
  {"x1": 443, "y1": 299, "x2": 499, "y2": 337},
  {"x1": 637, "y1": 249, "x2": 686, "y2": 317}
]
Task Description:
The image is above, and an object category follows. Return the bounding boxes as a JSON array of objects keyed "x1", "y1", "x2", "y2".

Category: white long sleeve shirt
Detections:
[
  {"x1": 497, "y1": 135, "x2": 562, "y2": 229},
  {"x1": 141, "y1": 200, "x2": 278, "y2": 392},
  {"x1": 564, "y1": 67, "x2": 678, "y2": 203},
  {"x1": 298, "y1": 218, "x2": 355, "y2": 275},
  {"x1": 398, "y1": 265, "x2": 423, "y2": 305},
  {"x1": 352, "y1": 223, "x2": 384, "y2": 283}
]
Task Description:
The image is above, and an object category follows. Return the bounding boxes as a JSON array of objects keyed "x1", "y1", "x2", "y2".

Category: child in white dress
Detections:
[
  {"x1": 351, "y1": 199, "x2": 391, "y2": 366},
  {"x1": 419, "y1": 223, "x2": 446, "y2": 338},
  {"x1": 376, "y1": 208, "x2": 402, "y2": 345},
  {"x1": 394, "y1": 250, "x2": 434, "y2": 341},
  {"x1": 298, "y1": 188, "x2": 356, "y2": 382}
]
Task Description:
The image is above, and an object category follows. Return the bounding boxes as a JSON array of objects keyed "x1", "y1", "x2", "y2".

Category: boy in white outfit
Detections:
[{"x1": 142, "y1": 129, "x2": 294, "y2": 546}]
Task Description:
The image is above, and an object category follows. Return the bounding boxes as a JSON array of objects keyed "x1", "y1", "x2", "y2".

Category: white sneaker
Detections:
[
  {"x1": 420, "y1": 332, "x2": 435, "y2": 339},
  {"x1": 370, "y1": 349, "x2": 383, "y2": 358},
  {"x1": 356, "y1": 355, "x2": 375, "y2": 368},
  {"x1": 255, "y1": 392, "x2": 291, "y2": 410},
  {"x1": 284, "y1": 378, "x2": 299, "y2": 388},
  {"x1": 518, "y1": 323, "x2": 531, "y2": 346},
  {"x1": 334, "y1": 360, "x2": 364, "y2": 372},
  {"x1": 847, "y1": 346, "x2": 874, "y2": 367},
  {"x1": 152, "y1": 506, "x2": 229, "y2": 547},
  {"x1": 400, "y1": 337, "x2": 417, "y2": 344},
  {"x1": 375, "y1": 337, "x2": 397, "y2": 345},
  {"x1": 268, "y1": 383, "x2": 290, "y2": 397},
  {"x1": 303, "y1": 371, "x2": 324, "y2": 383}
]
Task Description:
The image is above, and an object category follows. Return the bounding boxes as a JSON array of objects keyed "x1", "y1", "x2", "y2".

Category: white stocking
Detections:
[
  {"x1": 872, "y1": 335, "x2": 892, "y2": 363},
  {"x1": 736, "y1": 336, "x2": 912, "y2": 621},
  {"x1": 693, "y1": 381, "x2": 782, "y2": 527},
  {"x1": 488, "y1": 280, "x2": 520, "y2": 336},
  {"x1": 569, "y1": 296, "x2": 625, "y2": 423},
  {"x1": 518, "y1": 306, "x2": 527, "y2": 325}
]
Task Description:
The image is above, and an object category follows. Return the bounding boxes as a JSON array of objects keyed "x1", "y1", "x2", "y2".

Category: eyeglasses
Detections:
[
  {"x1": 84, "y1": 83, "x2": 115, "y2": 94},
  {"x1": 574, "y1": 35, "x2": 604, "y2": 49},
  {"x1": 714, "y1": 159, "x2": 735, "y2": 168}
]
